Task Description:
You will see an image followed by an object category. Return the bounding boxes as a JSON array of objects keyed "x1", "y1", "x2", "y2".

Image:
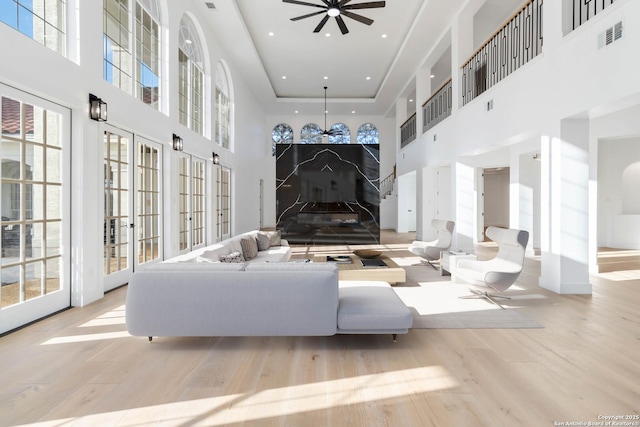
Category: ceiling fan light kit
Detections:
[{"x1": 283, "y1": 0, "x2": 386, "y2": 35}]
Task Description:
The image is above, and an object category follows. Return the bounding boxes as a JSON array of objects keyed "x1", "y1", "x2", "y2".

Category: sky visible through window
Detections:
[{"x1": 0, "y1": 1, "x2": 35, "y2": 38}]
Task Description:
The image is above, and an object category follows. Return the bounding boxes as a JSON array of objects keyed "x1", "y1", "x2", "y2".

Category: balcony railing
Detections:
[
  {"x1": 461, "y1": 0, "x2": 543, "y2": 106},
  {"x1": 572, "y1": 0, "x2": 616, "y2": 30},
  {"x1": 380, "y1": 165, "x2": 396, "y2": 199},
  {"x1": 400, "y1": 113, "x2": 417, "y2": 148},
  {"x1": 422, "y1": 78, "x2": 452, "y2": 133}
]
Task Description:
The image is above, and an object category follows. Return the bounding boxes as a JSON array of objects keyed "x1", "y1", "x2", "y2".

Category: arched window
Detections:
[
  {"x1": 357, "y1": 123, "x2": 379, "y2": 144},
  {"x1": 272, "y1": 123, "x2": 293, "y2": 156},
  {"x1": 328, "y1": 123, "x2": 350, "y2": 144},
  {"x1": 178, "y1": 15, "x2": 206, "y2": 136},
  {"x1": 1, "y1": 0, "x2": 66, "y2": 55},
  {"x1": 215, "y1": 61, "x2": 232, "y2": 149},
  {"x1": 301, "y1": 123, "x2": 323, "y2": 144},
  {"x1": 103, "y1": 0, "x2": 162, "y2": 109}
]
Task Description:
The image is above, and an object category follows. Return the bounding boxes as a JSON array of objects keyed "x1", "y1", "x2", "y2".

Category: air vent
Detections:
[
  {"x1": 598, "y1": 21, "x2": 623, "y2": 49},
  {"x1": 205, "y1": 2, "x2": 216, "y2": 9}
]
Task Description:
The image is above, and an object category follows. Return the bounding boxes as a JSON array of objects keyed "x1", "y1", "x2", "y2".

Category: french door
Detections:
[
  {"x1": 178, "y1": 154, "x2": 206, "y2": 252},
  {"x1": 103, "y1": 126, "x2": 134, "y2": 291},
  {"x1": 0, "y1": 87, "x2": 70, "y2": 334},
  {"x1": 135, "y1": 138, "x2": 162, "y2": 266},
  {"x1": 216, "y1": 165, "x2": 231, "y2": 241},
  {"x1": 103, "y1": 128, "x2": 163, "y2": 291}
]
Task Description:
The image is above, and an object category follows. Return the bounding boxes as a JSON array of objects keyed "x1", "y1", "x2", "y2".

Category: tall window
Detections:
[
  {"x1": 178, "y1": 15, "x2": 205, "y2": 136},
  {"x1": 104, "y1": 0, "x2": 133, "y2": 94},
  {"x1": 328, "y1": 123, "x2": 350, "y2": 144},
  {"x1": 0, "y1": 0, "x2": 66, "y2": 55},
  {"x1": 271, "y1": 123, "x2": 293, "y2": 156},
  {"x1": 103, "y1": 0, "x2": 161, "y2": 109},
  {"x1": 357, "y1": 123, "x2": 379, "y2": 145},
  {"x1": 301, "y1": 123, "x2": 322, "y2": 144},
  {"x1": 135, "y1": 0, "x2": 161, "y2": 109},
  {"x1": 215, "y1": 62, "x2": 231, "y2": 149}
]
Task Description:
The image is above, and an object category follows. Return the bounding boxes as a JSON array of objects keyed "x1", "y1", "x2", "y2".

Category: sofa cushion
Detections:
[
  {"x1": 220, "y1": 251, "x2": 245, "y2": 263},
  {"x1": 264, "y1": 230, "x2": 282, "y2": 246},
  {"x1": 240, "y1": 237, "x2": 259, "y2": 260},
  {"x1": 256, "y1": 232, "x2": 271, "y2": 251},
  {"x1": 337, "y1": 281, "x2": 413, "y2": 332},
  {"x1": 246, "y1": 262, "x2": 338, "y2": 272},
  {"x1": 143, "y1": 262, "x2": 247, "y2": 271}
]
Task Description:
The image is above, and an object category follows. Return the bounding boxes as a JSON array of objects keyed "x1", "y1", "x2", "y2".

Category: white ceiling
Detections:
[{"x1": 198, "y1": 0, "x2": 518, "y2": 116}]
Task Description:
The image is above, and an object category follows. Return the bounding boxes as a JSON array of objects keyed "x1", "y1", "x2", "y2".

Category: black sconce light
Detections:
[
  {"x1": 172, "y1": 133, "x2": 183, "y2": 151},
  {"x1": 212, "y1": 152, "x2": 220, "y2": 165},
  {"x1": 89, "y1": 94, "x2": 107, "y2": 121}
]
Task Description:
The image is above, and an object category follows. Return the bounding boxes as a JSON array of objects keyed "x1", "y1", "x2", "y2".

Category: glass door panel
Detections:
[
  {"x1": 216, "y1": 166, "x2": 231, "y2": 241},
  {"x1": 103, "y1": 126, "x2": 133, "y2": 291},
  {"x1": 0, "y1": 88, "x2": 70, "y2": 334},
  {"x1": 136, "y1": 139, "x2": 162, "y2": 266}
]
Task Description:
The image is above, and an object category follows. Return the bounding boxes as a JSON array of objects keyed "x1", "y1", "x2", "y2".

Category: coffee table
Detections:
[{"x1": 313, "y1": 254, "x2": 406, "y2": 285}]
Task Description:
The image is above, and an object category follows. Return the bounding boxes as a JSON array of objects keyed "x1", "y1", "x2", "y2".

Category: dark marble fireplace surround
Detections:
[{"x1": 276, "y1": 144, "x2": 380, "y2": 245}]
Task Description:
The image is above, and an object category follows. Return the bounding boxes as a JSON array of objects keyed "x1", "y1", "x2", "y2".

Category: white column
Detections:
[
  {"x1": 454, "y1": 161, "x2": 477, "y2": 251},
  {"x1": 539, "y1": 119, "x2": 591, "y2": 294}
]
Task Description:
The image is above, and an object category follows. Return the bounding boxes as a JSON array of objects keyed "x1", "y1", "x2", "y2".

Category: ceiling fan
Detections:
[
  {"x1": 283, "y1": 0, "x2": 386, "y2": 35},
  {"x1": 321, "y1": 86, "x2": 341, "y2": 137}
]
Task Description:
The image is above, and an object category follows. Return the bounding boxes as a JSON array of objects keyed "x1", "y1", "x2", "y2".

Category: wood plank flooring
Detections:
[{"x1": 1, "y1": 231, "x2": 639, "y2": 426}]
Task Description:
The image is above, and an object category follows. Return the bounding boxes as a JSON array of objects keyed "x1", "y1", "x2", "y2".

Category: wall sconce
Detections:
[
  {"x1": 172, "y1": 134, "x2": 183, "y2": 151},
  {"x1": 212, "y1": 152, "x2": 220, "y2": 165},
  {"x1": 89, "y1": 94, "x2": 107, "y2": 121}
]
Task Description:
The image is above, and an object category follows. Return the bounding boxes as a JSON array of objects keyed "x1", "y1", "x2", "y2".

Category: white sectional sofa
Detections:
[{"x1": 125, "y1": 230, "x2": 413, "y2": 341}]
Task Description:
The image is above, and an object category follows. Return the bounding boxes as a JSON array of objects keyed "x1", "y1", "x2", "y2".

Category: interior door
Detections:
[
  {"x1": 103, "y1": 125, "x2": 134, "y2": 291},
  {"x1": 0, "y1": 87, "x2": 71, "y2": 334}
]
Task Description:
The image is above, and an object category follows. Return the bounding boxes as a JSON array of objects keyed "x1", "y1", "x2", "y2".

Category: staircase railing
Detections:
[{"x1": 380, "y1": 165, "x2": 396, "y2": 199}]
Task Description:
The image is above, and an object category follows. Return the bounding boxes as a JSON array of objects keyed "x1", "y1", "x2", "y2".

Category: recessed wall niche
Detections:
[{"x1": 276, "y1": 144, "x2": 380, "y2": 245}]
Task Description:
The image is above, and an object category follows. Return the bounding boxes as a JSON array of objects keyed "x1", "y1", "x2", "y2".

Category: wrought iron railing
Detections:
[
  {"x1": 422, "y1": 78, "x2": 452, "y2": 133},
  {"x1": 380, "y1": 165, "x2": 396, "y2": 198},
  {"x1": 573, "y1": 0, "x2": 616, "y2": 30},
  {"x1": 400, "y1": 113, "x2": 417, "y2": 148},
  {"x1": 461, "y1": 0, "x2": 543, "y2": 106}
]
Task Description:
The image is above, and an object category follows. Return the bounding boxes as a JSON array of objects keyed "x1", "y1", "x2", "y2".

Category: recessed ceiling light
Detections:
[
  {"x1": 185, "y1": 39, "x2": 192, "y2": 44},
  {"x1": 366, "y1": 76, "x2": 371, "y2": 80},
  {"x1": 409, "y1": 99, "x2": 414, "y2": 102},
  {"x1": 352, "y1": 110, "x2": 356, "y2": 114},
  {"x1": 325, "y1": 33, "x2": 331, "y2": 37},
  {"x1": 294, "y1": 110, "x2": 299, "y2": 114},
  {"x1": 324, "y1": 76, "x2": 328, "y2": 80},
  {"x1": 381, "y1": 34, "x2": 387, "y2": 38},
  {"x1": 430, "y1": 74, "x2": 435, "y2": 78},
  {"x1": 282, "y1": 76, "x2": 287, "y2": 79},
  {"x1": 268, "y1": 32, "x2": 274, "y2": 36}
]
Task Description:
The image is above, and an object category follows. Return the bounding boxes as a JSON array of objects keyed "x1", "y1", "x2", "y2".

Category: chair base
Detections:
[
  {"x1": 419, "y1": 259, "x2": 438, "y2": 269},
  {"x1": 459, "y1": 288, "x2": 510, "y2": 309}
]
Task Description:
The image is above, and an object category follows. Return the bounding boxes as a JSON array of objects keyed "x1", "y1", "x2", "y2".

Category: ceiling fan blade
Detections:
[
  {"x1": 282, "y1": 0, "x2": 327, "y2": 9},
  {"x1": 343, "y1": 1, "x2": 385, "y2": 9},
  {"x1": 313, "y1": 14, "x2": 331, "y2": 33},
  {"x1": 338, "y1": 0, "x2": 353, "y2": 6},
  {"x1": 341, "y1": 10, "x2": 374, "y2": 26},
  {"x1": 291, "y1": 10, "x2": 327, "y2": 21},
  {"x1": 335, "y1": 15, "x2": 349, "y2": 34}
]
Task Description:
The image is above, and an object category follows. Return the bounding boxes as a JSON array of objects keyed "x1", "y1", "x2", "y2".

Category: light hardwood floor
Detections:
[{"x1": 1, "y1": 231, "x2": 639, "y2": 426}]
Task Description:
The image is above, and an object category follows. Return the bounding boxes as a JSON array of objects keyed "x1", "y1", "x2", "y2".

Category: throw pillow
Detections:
[
  {"x1": 256, "y1": 232, "x2": 271, "y2": 251},
  {"x1": 240, "y1": 237, "x2": 259, "y2": 260},
  {"x1": 267, "y1": 230, "x2": 282, "y2": 246},
  {"x1": 219, "y1": 251, "x2": 245, "y2": 263}
]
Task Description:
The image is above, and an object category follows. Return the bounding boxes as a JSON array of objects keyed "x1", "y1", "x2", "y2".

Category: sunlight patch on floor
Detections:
[{"x1": 15, "y1": 366, "x2": 456, "y2": 426}]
